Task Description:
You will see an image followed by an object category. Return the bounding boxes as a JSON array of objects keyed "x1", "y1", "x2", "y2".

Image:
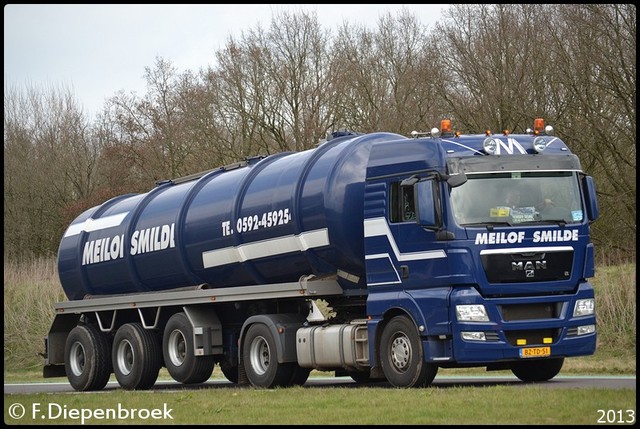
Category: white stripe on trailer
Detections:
[
  {"x1": 63, "y1": 212, "x2": 129, "y2": 237},
  {"x1": 202, "y1": 228, "x2": 330, "y2": 269}
]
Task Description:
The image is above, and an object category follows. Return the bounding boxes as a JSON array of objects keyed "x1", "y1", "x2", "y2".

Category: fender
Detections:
[
  {"x1": 367, "y1": 287, "x2": 453, "y2": 366},
  {"x1": 238, "y1": 313, "x2": 307, "y2": 364}
]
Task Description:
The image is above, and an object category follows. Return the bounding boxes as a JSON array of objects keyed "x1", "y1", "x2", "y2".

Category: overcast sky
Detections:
[{"x1": 4, "y1": 4, "x2": 446, "y2": 117}]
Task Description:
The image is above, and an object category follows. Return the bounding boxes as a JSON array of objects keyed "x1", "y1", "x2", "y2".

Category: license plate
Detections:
[{"x1": 519, "y1": 346, "x2": 551, "y2": 358}]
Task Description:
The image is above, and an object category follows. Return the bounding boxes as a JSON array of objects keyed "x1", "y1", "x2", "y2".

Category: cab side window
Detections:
[{"x1": 390, "y1": 182, "x2": 416, "y2": 223}]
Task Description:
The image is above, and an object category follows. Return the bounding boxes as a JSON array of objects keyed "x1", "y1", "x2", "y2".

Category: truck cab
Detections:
[{"x1": 362, "y1": 119, "x2": 599, "y2": 386}]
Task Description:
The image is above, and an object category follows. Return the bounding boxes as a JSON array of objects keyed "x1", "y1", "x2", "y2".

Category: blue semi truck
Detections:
[{"x1": 43, "y1": 118, "x2": 599, "y2": 390}]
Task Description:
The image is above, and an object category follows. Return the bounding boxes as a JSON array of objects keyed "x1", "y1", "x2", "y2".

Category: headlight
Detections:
[
  {"x1": 574, "y1": 298, "x2": 595, "y2": 317},
  {"x1": 456, "y1": 304, "x2": 489, "y2": 322}
]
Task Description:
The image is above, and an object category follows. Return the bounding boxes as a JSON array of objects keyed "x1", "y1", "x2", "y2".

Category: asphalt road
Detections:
[{"x1": 4, "y1": 375, "x2": 636, "y2": 394}]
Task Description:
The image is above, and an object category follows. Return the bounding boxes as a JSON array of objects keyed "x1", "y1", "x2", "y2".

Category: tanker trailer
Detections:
[{"x1": 43, "y1": 119, "x2": 599, "y2": 391}]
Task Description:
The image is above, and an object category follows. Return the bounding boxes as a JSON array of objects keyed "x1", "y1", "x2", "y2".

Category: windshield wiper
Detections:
[
  {"x1": 540, "y1": 219, "x2": 567, "y2": 227},
  {"x1": 462, "y1": 221, "x2": 512, "y2": 229},
  {"x1": 516, "y1": 219, "x2": 567, "y2": 227}
]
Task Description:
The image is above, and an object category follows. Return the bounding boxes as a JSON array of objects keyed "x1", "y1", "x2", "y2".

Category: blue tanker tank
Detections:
[{"x1": 57, "y1": 132, "x2": 405, "y2": 300}]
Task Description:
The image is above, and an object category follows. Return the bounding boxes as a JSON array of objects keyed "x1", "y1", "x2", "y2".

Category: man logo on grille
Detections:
[{"x1": 512, "y1": 260, "x2": 547, "y2": 278}]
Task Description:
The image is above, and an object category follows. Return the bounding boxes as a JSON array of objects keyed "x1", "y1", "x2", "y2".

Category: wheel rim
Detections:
[
  {"x1": 167, "y1": 329, "x2": 187, "y2": 367},
  {"x1": 69, "y1": 341, "x2": 86, "y2": 376},
  {"x1": 249, "y1": 335, "x2": 270, "y2": 376},
  {"x1": 116, "y1": 339, "x2": 134, "y2": 376},
  {"x1": 390, "y1": 333, "x2": 412, "y2": 372}
]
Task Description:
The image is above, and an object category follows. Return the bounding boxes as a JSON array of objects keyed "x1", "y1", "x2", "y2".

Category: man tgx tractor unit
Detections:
[{"x1": 43, "y1": 118, "x2": 599, "y2": 390}]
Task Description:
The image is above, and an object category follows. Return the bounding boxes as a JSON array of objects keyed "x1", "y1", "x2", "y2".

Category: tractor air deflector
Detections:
[{"x1": 447, "y1": 154, "x2": 582, "y2": 175}]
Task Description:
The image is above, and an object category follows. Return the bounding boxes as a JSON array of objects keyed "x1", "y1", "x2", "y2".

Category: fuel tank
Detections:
[{"x1": 58, "y1": 132, "x2": 404, "y2": 300}]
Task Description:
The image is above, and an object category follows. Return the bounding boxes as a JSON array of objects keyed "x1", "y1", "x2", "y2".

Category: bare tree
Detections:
[
  {"x1": 430, "y1": 4, "x2": 561, "y2": 132},
  {"x1": 209, "y1": 10, "x2": 335, "y2": 155},
  {"x1": 330, "y1": 8, "x2": 436, "y2": 134},
  {"x1": 4, "y1": 82, "x2": 98, "y2": 258},
  {"x1": 548, "y1": 4, "x2": 636, "y2": 255},
  {"x1": 430, "y1": 3, "x2": 635, "y2": 256},
  {"x1": 105, "y1": 57, "x2": 201, "y2": 185}
]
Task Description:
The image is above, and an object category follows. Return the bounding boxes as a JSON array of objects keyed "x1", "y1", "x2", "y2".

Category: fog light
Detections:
[
  {"x1": 461, "y1": 332, "x2": 486, "y2": 341},
  {"x1": 483, "y1": 138, "x2": 497, "y2": 154},
  {"x1": 533, "y1": 136, "x2": 547, "y2": 153},
  {"x1": 577, "y1": 325, "x2": 596, "y2": 335}
]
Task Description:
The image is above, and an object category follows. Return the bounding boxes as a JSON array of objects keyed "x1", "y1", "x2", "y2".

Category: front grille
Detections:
[
  {"x1": 484, "y1": 332, "x2": 500, "y2": 341},
  {"x1": 481, "y1": 249, "x2": 574, "y2": 283},
  {"x1": 500, "y1": 303, "x2": 562, "y2": 321}
]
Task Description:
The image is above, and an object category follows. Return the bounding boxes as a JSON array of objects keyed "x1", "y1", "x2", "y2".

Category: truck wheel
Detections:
[
  {"x1": 511, "y1": 357, "x2": 564, "y2": 382},
  {"x1": 64, "y1": 324, "x2": 112, "y2": 391},
  {"x1": 163, "y1": 312, "x2": 215, "y2": 384},
  {"x1": 380, "y1": 315, "x2": 437, "y2": 388},
  {"x1": 242, "y1": 323, "x2": 294, "y2": 388},
  {"x1": 112, "y1": 323, "x2": 161, "y2": 390}
]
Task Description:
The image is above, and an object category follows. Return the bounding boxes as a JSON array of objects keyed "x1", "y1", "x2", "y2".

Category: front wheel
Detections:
[
  {"x1": 242, "y1": 323, "x2": 294, "y2": 388},
  {"x1": 380, "y1": 315, "x2": 437, "y2": 388},
  {"x1": 511, "y1": 357, "x2": 564, "y2": 382}
]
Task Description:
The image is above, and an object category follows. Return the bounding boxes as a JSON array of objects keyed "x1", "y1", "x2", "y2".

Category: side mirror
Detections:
[
  {"x1": 400, "y1": 175, "x2": 419, "y2": 187},
  {"x1": 447, "y1": 172, "x2": 467, "y2": 188},
  {"x1": 582, "y1": 176, "x2": 599, "y2": 222},
  {"x1": 415, "y1": 180, "x2": 438, "y2": 228}
]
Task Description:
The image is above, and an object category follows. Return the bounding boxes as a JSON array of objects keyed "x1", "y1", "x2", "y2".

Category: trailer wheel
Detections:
[
  {"x1": 64, "y1": 324, "x2": 112, "y2": 391},
  {"x1": 511, "y1": 357, "x2": 564, "y2": 382},
  {"x1": 380, "y1": 315, "x2": 437, "y2": 388},
  {"x1": 163, "y1": 312, "x2": 215, "y2": 384},
  {"x1": 112, "y1": 323, "x2": 161, "y2": 390},
  {"x1": 242, "y1": 323, "x2": 294, "y2": 388}
]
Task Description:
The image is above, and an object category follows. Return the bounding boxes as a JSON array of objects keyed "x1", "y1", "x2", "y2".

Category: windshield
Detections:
[{"x1": 450, "y1": 171, "x2": 584, "y2": 226}]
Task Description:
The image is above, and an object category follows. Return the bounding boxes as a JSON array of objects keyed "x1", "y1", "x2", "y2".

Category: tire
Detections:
[
  {"x1": 112, "y1": 323, "x2": 162, "y2": 390},
  {"x1": 287, "y1": 364, "x2": 311, "y2": 386},
  {"x1": 348, "y1": 370, "x2": 372, "y2": 384},
  {"x1": 511, "y1": 357, "x2": 564, "y2": 382},
  {"x1": 219, "y1": 359, "x2": 239, "y2": 384},
  {"x1": 379, "y1": 315, "x2": 437, "y2": 388},
  {"x1": 162, "y1": 312, "x2": 215, "y2": 384},
  {"x1": 64, "y1": 324, "x2": 112, "y2": 391},
  {"x1": 242, "y1": 323, "x2": 294, "y2": 388}
]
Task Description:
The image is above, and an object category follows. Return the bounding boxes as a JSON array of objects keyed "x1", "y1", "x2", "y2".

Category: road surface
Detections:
[{"x1": 4, "y1": 375, "x2": 636, "y2": 394}]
